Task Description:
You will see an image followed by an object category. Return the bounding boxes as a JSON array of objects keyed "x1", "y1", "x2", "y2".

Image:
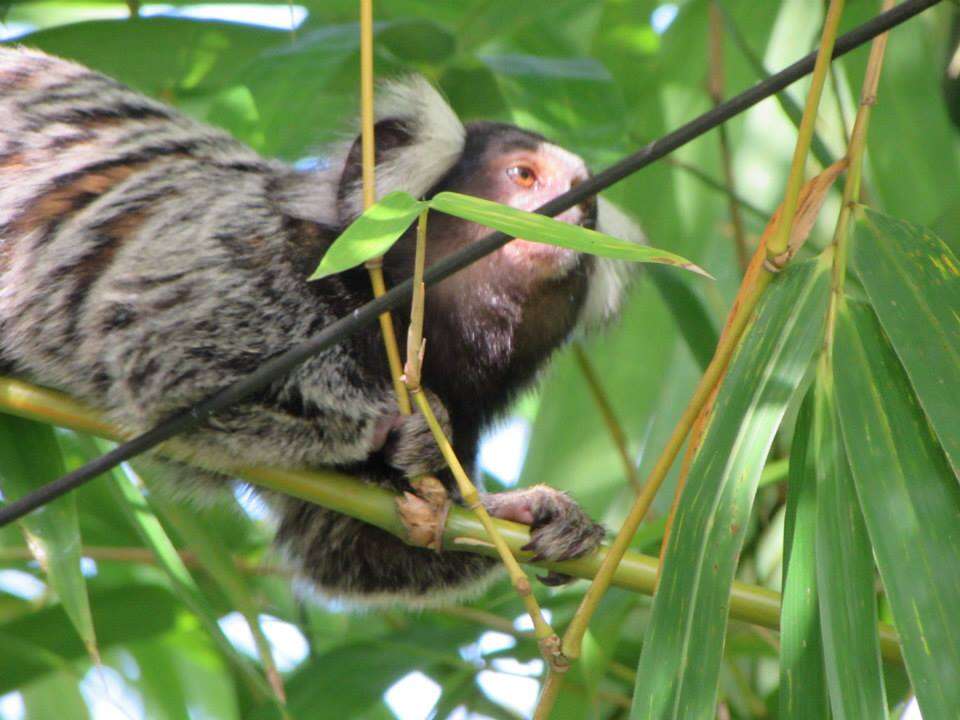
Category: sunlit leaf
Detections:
[
  {"x1": 430, "y1": 191, "x2": 710, "y2": 276},
  {"x1": 779, "y1": 393, "x2": 830, "y2": 720},
  {"x1": 309, "y1": 191, "x2": 427, "y2": 280},
  {"x1": 0, "y1": 415, "x2": 98, "y2": 662},
  {"x1": 811, "y1": 364, "x2": 885, "y2": 719},
  {"x1": 0, "y1": 585, "x2": 178, "y2": 693}
]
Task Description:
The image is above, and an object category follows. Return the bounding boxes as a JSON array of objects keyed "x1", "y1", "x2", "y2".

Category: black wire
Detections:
[{"x1": 0, "y1": 0, "x2": 942, "y2": 527}]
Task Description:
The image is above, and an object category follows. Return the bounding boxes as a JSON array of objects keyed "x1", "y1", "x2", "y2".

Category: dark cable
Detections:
[{"x1": 0, "y1": 0, "x2": 942, "y2": 527}]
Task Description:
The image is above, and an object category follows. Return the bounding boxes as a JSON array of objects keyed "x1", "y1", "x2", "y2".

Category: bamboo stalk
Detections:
[
  {"x1": 359, "y1": 0, "x2": 412, "y2": 415},
  {"x1": 0, "y1": 376, "x2": 902, "y2": 662}
]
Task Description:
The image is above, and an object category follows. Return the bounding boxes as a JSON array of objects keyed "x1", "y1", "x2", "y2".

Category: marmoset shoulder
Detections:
[{"x1": 0, "y1": 46, "x2": 642, "y2": 605}]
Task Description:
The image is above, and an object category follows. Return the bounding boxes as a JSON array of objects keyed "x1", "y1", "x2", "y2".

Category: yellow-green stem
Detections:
[
  {"x1": 410, "y1": 390, "x2": 557, "y2": 647},
  {"x1": 401, "y1": 209, "x2": 558, "y2": 661},
  {"x1": 826, "y1": 0, "x2": 893, "y2": 351},
  {"x1": 571, "y1": 343, "x2": 640, "y2": 492},
  {"x1": 0, "y1": 376, "x2": 903, "y2": 662},
  {"x1": 767, "y1": 0, "x2": 846, "y2": 260},
  {"x1": 560, "y1": 273, "x2": 771, "y2": 661},
  {"x1": 359, "y1": 0, "x2": 411, "y2": 415}
]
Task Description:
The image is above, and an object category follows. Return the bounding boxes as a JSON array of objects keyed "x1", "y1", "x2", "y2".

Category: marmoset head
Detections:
[
  {"x1": 282, "y1": 76, "x2": 642, "y2": 425},
  {"x1": 325, "y1": 77, "x2": 636, "y2": 327}
]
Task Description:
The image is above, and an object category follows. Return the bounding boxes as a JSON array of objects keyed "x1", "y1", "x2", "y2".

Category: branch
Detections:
[
  {"x1": 0, "y1": 0, "x2": 943, "y2": 527},
  {"x1": 0, "y1": 376, "x2": 905, "y2": 662}
]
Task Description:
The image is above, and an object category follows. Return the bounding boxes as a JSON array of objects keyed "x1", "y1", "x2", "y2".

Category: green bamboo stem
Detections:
[{"x1": 0, "y1": 375, "x2": 902, "y2": 662}]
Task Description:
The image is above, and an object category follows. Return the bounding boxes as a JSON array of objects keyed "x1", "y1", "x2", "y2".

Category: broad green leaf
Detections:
[
  {"x1": 631, "y1": 258, "x2": 830, "y2": 719},
  {"x1": 0, "y1": 415, "x2": 98, "y2": 661},
  {"x1": 21, "y1": 670, "x2": 90, "y2": 720},
  {"x1": 309, "y1": 191, "x2": 427, "y2": 280},
  {"x1": 811, "y1": 366, "x2": 885, "y2": 719},
  {"x1": 430, "y1": 191, "x2": 710, "y2": 275},
  {"x1": 106, "y1": 463, "x2": 278, "y2": 706},
  {"x1": 646, "y1": 265, "x2": 719, "y2": 371},
  {"x1": 834, "y1": 301, "x2": 960, "y2": 718},
  {"x1": 14, "y1": 17, "x2": 287, "y2": 97},
  {"x1": 851, "y1": 208, "x2": 960, "y2": 476},
  {"x1": 779, "y1": 393, "x2": 830, "y2": 720},
  {"x1": 0, "y1": 585, "x2": 178, "y2": 693}
]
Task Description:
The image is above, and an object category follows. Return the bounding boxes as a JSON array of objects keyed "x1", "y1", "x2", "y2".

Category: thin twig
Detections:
[
  {"x1": 825, "y1": 0, "x2": 894, "y2": 354},
  {"x1": 359, "y1": 0, "x2": 412, "y2": 415},
  {"x1": 402, "y1": 213, "x2": 561, "y2": 667},
  {"x1": 709, "y1": 1, "x2": 751, "y2": 274},
  {"x1": 0, "y1": 0, "x2": 942, "y2": 528},
  {"x1": 0, "y1": 376, "x2": 904, "y2": 661},
  {"x1": 572, "y1": 343, "x2": 640, "y2": 492},
  {"x1": 666, "y1": 158, "x2": 768, "y2": 220}
]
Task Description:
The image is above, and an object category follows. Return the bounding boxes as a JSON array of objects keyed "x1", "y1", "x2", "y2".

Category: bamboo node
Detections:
[
  {"x1": 538, "y1": 636, "x2": 571, "y2": 673},
  {"x1": 394, "y1": 476, "x2": 450, "y2": 551}
]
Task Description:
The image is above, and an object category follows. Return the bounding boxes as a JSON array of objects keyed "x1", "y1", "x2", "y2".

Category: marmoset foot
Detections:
[{"x1": 483, "y1": 484, "x2": 605, "y2": 586}]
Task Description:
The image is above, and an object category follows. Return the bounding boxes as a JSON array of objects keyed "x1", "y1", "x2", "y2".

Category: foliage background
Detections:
[{"x1": 0, "y1": 1, "x2": 957, "y2": 718}]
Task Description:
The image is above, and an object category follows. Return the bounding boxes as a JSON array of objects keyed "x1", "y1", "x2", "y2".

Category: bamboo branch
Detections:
[
  {"x1": 709, "y1": 1, "x2": 751, "y2": 274},
  {"x1": 572, "y1": 343, "x2": 640, "y2": 492},
  {"x1": 0, "y1": 376, "x2": 902, "y2": 662},
  {"x1": 400, "y1": 213, "x2": 561, "y2": 668},
  {"x1": 359, "y1": 0, "x2": 412, "y2": 415}
]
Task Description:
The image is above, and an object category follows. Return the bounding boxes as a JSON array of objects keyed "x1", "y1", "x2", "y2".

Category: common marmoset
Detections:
[{"x1": 0, "y1": 47, "x2": 641, "y2": 605}]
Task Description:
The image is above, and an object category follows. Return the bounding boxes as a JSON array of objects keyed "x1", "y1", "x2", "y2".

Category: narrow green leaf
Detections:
[
  {"x1": 631, "y1": 258, "x2": 830, "y2": 719},
  {"x1": 851, "y1": 208, "x2": 960, "y2": 476},
  {"x1": 812, "y1": 365, "x2": 885, "y2": 719},
  {"x1": 106, "y1": 462, "x2": 278, "y2": 705},
  {"x1": 0, "y1": 585, "x2": 179, "y2": 693},
  {"x1": 145, "y1": 478, "x2": 285, "y2": 702},
  {"x1": 780, "y1": 392, "x2": 830, "y2": 720},
  {"x1": 834, "y1": 301, "x2": 960, "y2": 718},
  {"x1": 429, "y1": 191, "x2": 711, "y2": 276},
  {"x1": 0, "y1": 416, "x2": 98, "y2": 661},
  {"x1": 309, "y1": 191, "x2": 427, "y2": 280},
  {"x1": 646, "y1": 265, "x2": 719, "y2": 371}
]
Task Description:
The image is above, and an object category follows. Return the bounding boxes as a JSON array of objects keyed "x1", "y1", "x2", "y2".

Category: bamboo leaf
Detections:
[
  {"x1": 0, "y1": 416, "x2": 98, "y2": 662},
  {"x1": 779, "y1": 393, "x2": 830, "y2": 720},
  {"x1": 851, "y1": 208, "x2": 960, "y2": 476},
  {"x1": 105, "y1": 458, "x2": 279, "y2": 706},
  {"x1": 429, "y1": 191, "x2": 710, "y2": 276},
  {"x1": 308, "y1": 191, "x2": 427, "y2": 280},
  {"x1": 631, "y1": 258, "x2": 830, "y2": 719},
  {"x1": 811, "y1": 365, "x2": 885, "y2": 719},
  {"x1": 144, "y1": 474, "x2": 286, "y2": 702},
  {"x1": 0, "y1": 585, "x2": 178, "y2": 693},
  {"x1": 834, "y1": 301, "x2": 960, "y2": 717}
]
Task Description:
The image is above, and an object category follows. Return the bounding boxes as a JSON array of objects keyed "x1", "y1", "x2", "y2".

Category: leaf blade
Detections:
[
  {"x1": 0, "y1": 417, "x2": 98, "y2": 661},
  {"x1": 631, "y1": 258, "x2": 830, "y2": 718},
  {"x1": 429, "y1": 191, "x2": 710, "y2": 276},
  {"x1": 309, "y1": 191, "x2": 427, "y2": 280},
  {"x1": 851, "y1": 208, "x2": 960, "y2": 476},
  {"x1": 834, "y1": 301, "x2": 960, "y2": 718}
]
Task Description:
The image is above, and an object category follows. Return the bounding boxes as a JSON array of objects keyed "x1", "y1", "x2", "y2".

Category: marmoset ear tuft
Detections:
[
  {"x1": 578, "y1": 198, "x2": 647, "y2": 328},
  {"x1": 337, "y1": 76, "x2": 466, "y2": 224}
]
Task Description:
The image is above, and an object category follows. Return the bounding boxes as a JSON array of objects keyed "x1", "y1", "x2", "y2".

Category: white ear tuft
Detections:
[
  {"x1": 339, "y1": 76, "x2": 466, "y2": 221},
  {"x1": 579, "y1": 198, "x2": 647, "y2": 328}
]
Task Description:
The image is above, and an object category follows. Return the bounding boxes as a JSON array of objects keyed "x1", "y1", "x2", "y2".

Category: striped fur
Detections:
[{"x1": 0, "y1": 46, "x2": 613, "y2": 605}]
